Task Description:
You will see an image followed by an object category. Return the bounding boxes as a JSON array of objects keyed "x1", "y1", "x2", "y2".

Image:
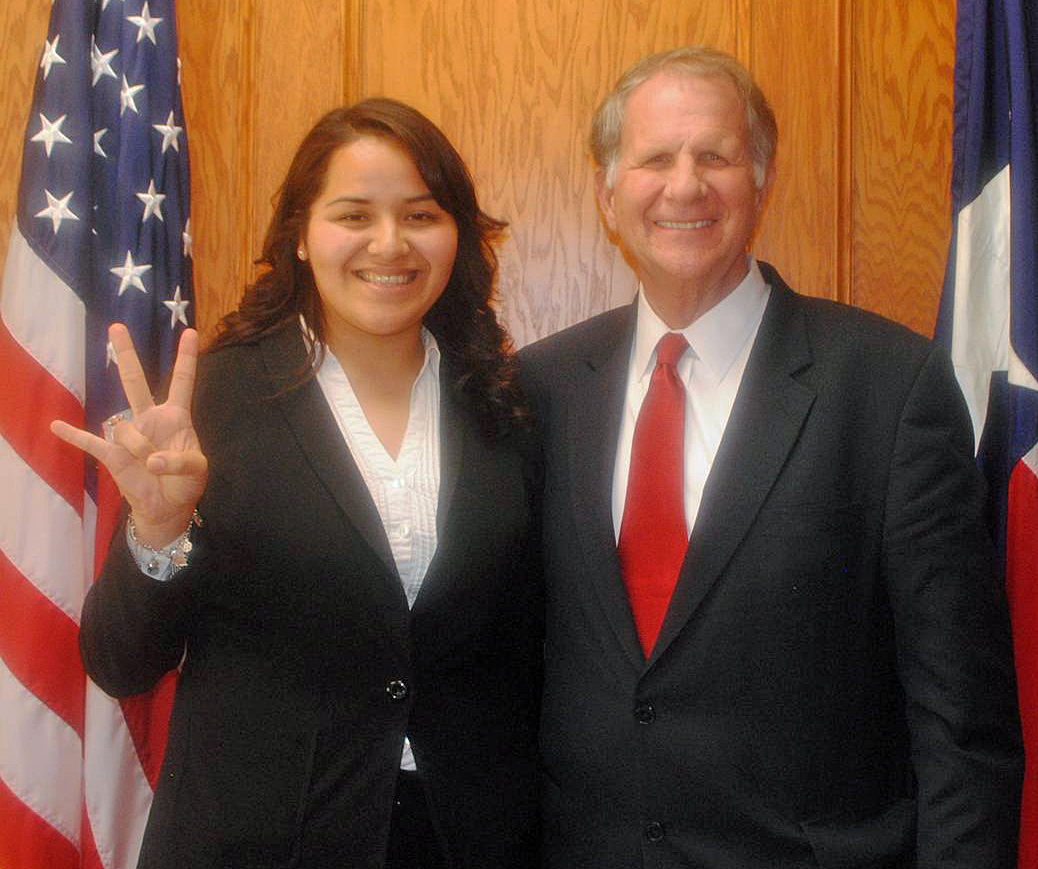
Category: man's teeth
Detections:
[
  {"x1": 656, "y1": 219, "x2": 713, "y2": 229},
  {"x1": 357, "y1": 271, "x2": 415, "y2": 285}
]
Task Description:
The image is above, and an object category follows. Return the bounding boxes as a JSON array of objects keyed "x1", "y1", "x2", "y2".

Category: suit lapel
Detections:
[
  {"x1": 258, "y1": 326, "x2": 397, "y2": 578},
  {"x1": 649, "y1": 277, "x2": 816, "y2": 666},
  {"x1": 567, "y1": 306, "x2": 646, "y2": 669},
  {"x1": 435, "y1": 368, "x2": 465, "y2": 541},
  {"x1": 411, "y1": 366, "x2": 467, "y2": 616}
]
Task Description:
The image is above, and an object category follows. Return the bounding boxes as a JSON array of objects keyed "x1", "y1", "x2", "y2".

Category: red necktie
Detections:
[{"x1": 618, "y1": 332, "x2": 689, "y2": 657}]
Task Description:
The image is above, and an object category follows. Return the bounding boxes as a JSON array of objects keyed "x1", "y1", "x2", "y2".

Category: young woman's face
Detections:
[{"x1": 300, "y1": 136, "x2": 458, "y2": 349}]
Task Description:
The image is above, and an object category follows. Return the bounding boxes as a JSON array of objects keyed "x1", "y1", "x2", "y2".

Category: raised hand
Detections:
[{"x1": 51, "y1": 324, "x2": 208, "y2": 548}]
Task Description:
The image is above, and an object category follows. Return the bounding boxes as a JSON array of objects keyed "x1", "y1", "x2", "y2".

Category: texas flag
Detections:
[{"x1": 935, "y1": 1, "x2": 1037, "y2": 866}]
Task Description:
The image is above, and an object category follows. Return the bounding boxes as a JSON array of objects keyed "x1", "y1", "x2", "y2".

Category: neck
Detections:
[
  {"x1": 326, "y1": 326, "x2": 429, "y2": 461},
  {"x1": 641, "y1": 262, "x2": 749, "y2": 329},
  {"x1": 327, "y1": 326, "x2": 427, "y2": 396}
]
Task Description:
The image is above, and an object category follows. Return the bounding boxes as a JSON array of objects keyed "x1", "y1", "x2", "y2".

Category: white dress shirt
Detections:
[
  {"x1": 317, "y1": 328, "x2": 441, "y2": 772},
  {"x1": 612, "y1": 257, "x2": 771, "y2": 541},
  {"x1": 316, "y1": 329, "x2": 441, "y2": 610}
]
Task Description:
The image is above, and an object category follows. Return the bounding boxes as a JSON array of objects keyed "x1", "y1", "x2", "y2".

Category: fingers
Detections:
[
  {"x1": 146, "y1": 448, "x2": 207, "y2": 477},
  {"x1": 166, "y1": 328, "x2": 199, "y2": 411},
  {"x1": 50, "y1": 419, "x2": 108, "y2": 462},
  {"x1": 109, "y1": 418, "x2": 159, "y2": 462},
  {"x1": 109, "y1": 323, "x2": 155, "y2": 417}
]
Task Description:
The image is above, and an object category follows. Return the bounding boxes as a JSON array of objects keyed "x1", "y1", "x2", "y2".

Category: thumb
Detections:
[{"x1": 146, "y1": 449, "x2": 208, "y2": 477}]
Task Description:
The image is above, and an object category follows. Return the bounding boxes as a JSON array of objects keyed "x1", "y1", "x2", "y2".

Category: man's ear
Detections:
[
  {"x1": 756, "y1": 161, "x2": 777, "y2": 210},
  {"x1": 594, "y1": 167, "x2": 617, "y2": 233}
]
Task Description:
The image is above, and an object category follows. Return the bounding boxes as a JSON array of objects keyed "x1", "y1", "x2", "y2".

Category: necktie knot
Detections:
[{"x1": 656, "y1": 332, "x2": 688, "y2": 369}]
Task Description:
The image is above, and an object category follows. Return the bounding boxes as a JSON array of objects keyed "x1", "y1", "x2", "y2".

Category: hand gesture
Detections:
[{"x1": 51, "y1": 324, "x2": 208, "y2": 548}]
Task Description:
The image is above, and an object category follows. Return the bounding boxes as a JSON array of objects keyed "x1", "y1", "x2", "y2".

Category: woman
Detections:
[{"x1": 52, "y1": 99, "x2": 541, "y2": 869}]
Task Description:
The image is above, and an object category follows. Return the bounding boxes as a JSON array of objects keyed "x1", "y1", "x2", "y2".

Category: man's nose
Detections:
[{"x1": 665, "y1": 157, "x2": 708, "y2": 202}]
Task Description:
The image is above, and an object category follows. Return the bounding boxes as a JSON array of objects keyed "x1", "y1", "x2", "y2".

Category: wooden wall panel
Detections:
[
  {"x1": 360, "y1": 0, "x2": 743, "y2": 346},
  {"x1": 850, "y1": 0, "x2": 955, "y2": 336},
  {"x1": 0, "y1": 0, "x2": 958, "y2": 346},
  {"x1": 748, "y1": 1, "x2": 841, "y2": 301},
  {"x1": 179, "y1": 0, "x2": 349, "y2": 337},
  {"x1": 246, "y1": 1, "x2": 348, "y2": 303},
  {"x1": 177, "y1": 0, "x2": 251, "y2": 337},
  {"x1": 0, "y1": 1, "x2": 51, "y2": 275}
]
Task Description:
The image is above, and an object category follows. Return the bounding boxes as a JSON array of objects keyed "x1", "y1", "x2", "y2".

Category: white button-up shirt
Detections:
[
  {"x1": 317, "y1": 328, "x2": 441, "y2": 773},
  {"x1": 612, "y1": 257, "x2": 771, "y2": 540}
]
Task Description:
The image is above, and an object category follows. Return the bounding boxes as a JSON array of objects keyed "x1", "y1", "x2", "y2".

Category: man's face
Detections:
[{"x1": 597, "y1": 70, "x2": 771, "y2": 322}]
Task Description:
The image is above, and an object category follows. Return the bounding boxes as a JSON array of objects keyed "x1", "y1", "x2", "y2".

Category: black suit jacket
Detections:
[
  {"x1": 80, "y1": 323, "x2": 543, "y2": 869},
  {"x1": 519, "y1": 263, "x2": 1022, "y2": 869}
]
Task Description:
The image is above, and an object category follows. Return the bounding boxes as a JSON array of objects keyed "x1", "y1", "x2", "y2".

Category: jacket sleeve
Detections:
[
  {"x1": 79, "y1": 354, "x2": 227, "y2": 698},
  {"x1": 882, "y1": 345, "x2": 1024, "y2": 868},
  {"x1": 79, "y1": 515, "x2": 201, "y2": 696}
]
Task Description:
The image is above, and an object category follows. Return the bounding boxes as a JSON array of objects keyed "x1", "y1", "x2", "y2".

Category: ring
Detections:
[{"x1": 102, "y1": 408, "x2": 133, "y2": 442}]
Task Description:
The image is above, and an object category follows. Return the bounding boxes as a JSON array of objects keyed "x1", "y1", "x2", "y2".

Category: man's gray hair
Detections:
[{"x1": 590, "y1": 46, "x2": 778, "y2": 190}]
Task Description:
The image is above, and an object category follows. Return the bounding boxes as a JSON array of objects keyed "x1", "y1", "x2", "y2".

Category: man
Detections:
[{"x1": 520, "y1": 46, "x2": 1023, "y2": 869}]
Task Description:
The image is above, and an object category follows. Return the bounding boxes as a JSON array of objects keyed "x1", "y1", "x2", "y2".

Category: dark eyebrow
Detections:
[{"x1": 323, "y1": 194, "x2": 437, "y2": 207}]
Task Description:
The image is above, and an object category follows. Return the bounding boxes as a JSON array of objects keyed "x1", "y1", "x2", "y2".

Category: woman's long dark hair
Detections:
[{"x1": 210, "y1": 98, "x2": 526, "y2": 434}]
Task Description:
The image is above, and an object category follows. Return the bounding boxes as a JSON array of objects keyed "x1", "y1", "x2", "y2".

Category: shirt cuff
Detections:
[{"x1": 125, "y1": 523, "x2": 177, "y2": 582}]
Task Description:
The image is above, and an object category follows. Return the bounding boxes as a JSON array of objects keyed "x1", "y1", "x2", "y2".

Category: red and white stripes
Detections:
[{"x1": 0, "y1": 225, "x2": 154, "y2": 869}]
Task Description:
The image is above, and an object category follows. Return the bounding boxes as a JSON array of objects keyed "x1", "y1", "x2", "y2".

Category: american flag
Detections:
[
  {"x1": 0, "y1": 0, "x2": 192, "y2": 866},
  {"x1": 935, "y1": 0, "x2": 1038, "y2": 866}
]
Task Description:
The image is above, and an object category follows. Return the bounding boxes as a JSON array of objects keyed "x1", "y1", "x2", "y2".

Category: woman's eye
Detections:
[
  {"x1": 407, "y1": 211, "x2": 438, "y2": 222},
  {"x1": 645, "y1": 154, "x2": 671, "y2": 167},
  {"x1": 338, "y1": 212, "x2": 369, "y2": 224}
]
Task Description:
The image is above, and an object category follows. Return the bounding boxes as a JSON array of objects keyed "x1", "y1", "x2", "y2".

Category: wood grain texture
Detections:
[
  {"x1": 0, "y1": 1, "x2": 51, "y2": 276},
  {"x1": 0, "y1": 0, "x2": 958, "y2": 345},
  {"x1": 360, "y1": 0, "x2": 741, "y2": 347},
  {"x1": 177, "y1": 0, "x2": 252, "y2": 337},
  {"x1": 850, "y1": 0, "x2": 955, "y2": 336},
  {"x1": 748, "y1": 0, "x2": 839, "y2": 301},
  {"x1": 179, "y1": 0, "x2": 349, "y2": 337},
  {"x1": 248, "y1": 0, "x2": 347, "y2": 306}
]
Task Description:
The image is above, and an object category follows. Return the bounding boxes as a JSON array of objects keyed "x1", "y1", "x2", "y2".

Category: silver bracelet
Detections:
[{"x1": 127, "y1": 510, "x2": 203, "y2": 574}]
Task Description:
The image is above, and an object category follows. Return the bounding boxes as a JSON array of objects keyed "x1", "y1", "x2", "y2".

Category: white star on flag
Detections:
[
  {"x1": 162, "y1": 286, "x2": 191, "y2": 328},
  {"x1": 182, "y1": 218, "x2": 193, "y2": 257},
  {"x1": 153, "y1": 111, "x2": 183, "y2": 153},
  {"x1": 120, "y1": 75, "x2": 144, "y2": 116},
  {"x1": 35, "y1": 189, "x2": 78, "y2": 233},
  {"x1": 30, "y1": 113, "x2": 72, "y2": 157},
  {"x1": 4, "y1": 0, "x2": 196, "y2": 865},
  {"x1": 40, "y1": 35, "x2": 66, "y2": 80},
  {"x1": 136, "y1": 179, "x2": 166, "y2": 223},
  {"x1": 127, "y1": 3, "x2": 163, "y2": 44},
  {"x1": 90, "y1": 40, "x2": 118, "y2": 86},
  {"x1": 110, "y1": 250, "x2": 152, "y2": 295}
]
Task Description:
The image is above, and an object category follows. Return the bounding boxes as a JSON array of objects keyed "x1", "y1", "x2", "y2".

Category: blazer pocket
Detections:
[
  {"x1": 171, "y1": 712, "x2": 316, "y2": 867},
  {"x1": 799, "y1": 797, "x2": 915, "y2": 869}
]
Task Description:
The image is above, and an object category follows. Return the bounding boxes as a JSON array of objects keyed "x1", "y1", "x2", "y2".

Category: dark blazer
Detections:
[
  {"x1": 519, "y1": 263, "x2": 1023, "y2": 869},
  {"x1": 80, "y1": 323, "x2": 543, "y2": 869}
]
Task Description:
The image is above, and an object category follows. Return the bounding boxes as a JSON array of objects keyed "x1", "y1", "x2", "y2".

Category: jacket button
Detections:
[
  {"x1": 634, "y1": 701, "x2": 655, "y2": 724},
  {"x1": 644, "y1": 820, "x2": 665, "y2": 842},
  {"x1": 386, "y1": 679, "x2": 409, "y2": 702}
]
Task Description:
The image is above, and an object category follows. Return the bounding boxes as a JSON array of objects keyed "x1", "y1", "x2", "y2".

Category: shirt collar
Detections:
[
  {"x1": 303, "y1": 315, "x2": 442, "y2": 382},
  {"x1": 632, "y1": 256, "x2": 770, "y2": 384}
]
